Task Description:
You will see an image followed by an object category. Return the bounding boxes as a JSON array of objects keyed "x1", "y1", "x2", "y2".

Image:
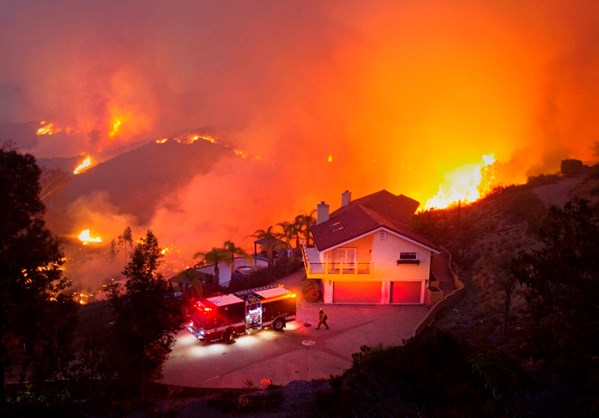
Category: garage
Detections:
[
  {"x1": 390, "y1": 281, "x2": 422, "y2": 304},
  {"x1": 333, "y1": 281, "x2": 382, "y2": 303}
]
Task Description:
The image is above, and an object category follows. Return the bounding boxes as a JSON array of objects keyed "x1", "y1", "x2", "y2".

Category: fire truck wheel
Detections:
[
  {"x1": 224, "y1": 329, "x2": 236, "y2": 344},
  {"x1": 273, "y1": 318, "x2": 285, "y2": 332}
]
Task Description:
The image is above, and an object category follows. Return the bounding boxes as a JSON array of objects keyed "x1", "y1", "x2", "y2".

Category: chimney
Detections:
[
  {"x1": 341, "y1": 190, "x2": 352, "y2": 207},
  {"x1": 317, "y1": 201, "x2": 330, "y2": 224}
]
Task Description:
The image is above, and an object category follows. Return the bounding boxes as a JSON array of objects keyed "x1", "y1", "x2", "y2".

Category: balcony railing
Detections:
[
  {"x1": 302, "y1": 245, "x2": 372, "y2": 277},
  {"x1": 307, "y1": 262, "x2": 371, "y2": 275}
]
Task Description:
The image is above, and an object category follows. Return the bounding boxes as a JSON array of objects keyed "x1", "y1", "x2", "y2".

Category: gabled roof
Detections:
[{"x1": 311, "y1": 190, "x2": 439, "y2": 252}]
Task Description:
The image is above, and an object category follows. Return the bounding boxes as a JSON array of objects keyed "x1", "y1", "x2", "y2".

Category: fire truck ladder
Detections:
[{"x1": 232, "y1": 283, "x2": 283, "y2": 299}]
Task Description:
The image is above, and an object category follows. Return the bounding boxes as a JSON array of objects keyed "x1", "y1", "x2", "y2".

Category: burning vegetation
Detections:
[
  {"x1": 77, "y1": 229, "x2": 102, "y2": 245},
  {"x1": 424, "y1": 154, "x2": 498, "y2": 210}
]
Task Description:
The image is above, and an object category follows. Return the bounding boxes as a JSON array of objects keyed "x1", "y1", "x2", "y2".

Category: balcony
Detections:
[{"x1": 302, "y1": 246, "x2": 372, "y2": 278}]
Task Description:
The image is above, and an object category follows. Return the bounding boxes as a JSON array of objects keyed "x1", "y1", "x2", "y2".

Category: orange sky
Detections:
[{"x1": 2, "y1": 0, "x2": 599, "y2": 281}]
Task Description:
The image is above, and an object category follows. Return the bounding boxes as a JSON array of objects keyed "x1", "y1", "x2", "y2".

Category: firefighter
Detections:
[{"x1": 316, "y1": 308, "x2": 329, "y2": 330}]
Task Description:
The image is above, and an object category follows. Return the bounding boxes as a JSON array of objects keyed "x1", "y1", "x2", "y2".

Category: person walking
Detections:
[{"x1": 316, "y1": 308, "x2": 329, "y2": 330}]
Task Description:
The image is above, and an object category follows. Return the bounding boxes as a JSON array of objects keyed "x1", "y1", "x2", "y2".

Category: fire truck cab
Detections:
[{"x1": 186, "y1": 285, "x2": 296, "y2": 344}]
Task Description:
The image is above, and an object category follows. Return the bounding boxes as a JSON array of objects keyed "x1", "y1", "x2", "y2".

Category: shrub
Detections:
[{"x1": 302, "y1": 278, "x2": 322, "y2": 302}]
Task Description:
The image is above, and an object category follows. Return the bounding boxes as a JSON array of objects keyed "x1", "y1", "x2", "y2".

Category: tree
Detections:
[
  {"x1": 0, "y1": 149, "x2": 74, "y2": 402},
  {"x1": 107, "y1": 230, "x2": 183, "y2": 399},
  {"x1": 193, "y1": 247, "x2": 229, "y2": 284},
  {"x1": 251, "y1": 226, "x2": 286, "y2": 268},
  {"x1": 512, "y1": 199, "x2": 599, "y2": 357},
  {"x1": 276, "y1": 221, "x2": 296, "y2": 253},
  {"x1": 222, "y1": 240, "x2": 251, "y2": 281},
  {"x1": 295, "y1": 210, "x2": 316, "y2": 247}
]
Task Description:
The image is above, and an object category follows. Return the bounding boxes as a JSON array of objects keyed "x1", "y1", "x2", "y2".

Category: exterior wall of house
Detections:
[
  {"x1": 313, "y1": 230, "x2": 432, "y2": 304},
  {"x1": 371, "y1": 231, "x2": 431, "y2": 281},
  {"x1": 372, "y1": 232, "x2": 431, "y2": 304}
]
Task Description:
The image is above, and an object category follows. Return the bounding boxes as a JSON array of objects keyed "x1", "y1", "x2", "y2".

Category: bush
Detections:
[
  {"x1": 302, "y1": 278, "x2": 322, "y2": 302},
  {"x1": 561, "y1": 159, "x2": 583, "y2": 175},
  {"x1": 208, "y1": 389, "x2": 284, "y2": 413}
]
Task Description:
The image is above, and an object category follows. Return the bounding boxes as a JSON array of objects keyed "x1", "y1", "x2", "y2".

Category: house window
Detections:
[
  {"x1": 380, "y1": 231, "x2": 387, "y2": 240},
  {"x1": 397, "y1": 252, "x2": 420, "y2": 265},
  {"x1": 332, "y1": 248, "x2": 356, "y2": 265},
  {"x1": 329, "y1": 248, "x2": 357, "y2": 273}
]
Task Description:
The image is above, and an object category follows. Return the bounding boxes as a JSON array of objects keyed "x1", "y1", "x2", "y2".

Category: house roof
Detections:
[{"x1": 311, "y1": 189, "x2": 439, "y2": 252}]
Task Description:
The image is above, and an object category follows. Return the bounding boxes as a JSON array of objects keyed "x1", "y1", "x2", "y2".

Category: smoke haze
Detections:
[{"x1": 2, "y1": 0, "x2": 598, "y2": 287}]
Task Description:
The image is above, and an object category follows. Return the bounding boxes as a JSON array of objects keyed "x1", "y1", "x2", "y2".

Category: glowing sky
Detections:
[{"x1": 1, "y1": 0, "x2": 598, "y2": 281}]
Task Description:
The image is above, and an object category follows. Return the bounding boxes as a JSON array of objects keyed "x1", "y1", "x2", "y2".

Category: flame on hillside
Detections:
[
  {"x1": 35, "y1": 113, "x2": 142, "y2": 142},
  {"x1": 77, "y1": 229, "x2": 103, "y2": 245},
  {"x1": 156, "y1": 133, "x2": 218, "y2": 145},
  {"x1": 155, "y1": 133, "x2": 265, "y2": 161},
  {"x1": 73, "y1": 155, "x2": 93, "y2": 174},
  {"x1": 423, "y1": 154, "x2": 497, "y2": 210},
  {"x1": 36, "y1": 121, "x2": 62, "y2": 136},
  {"x1": 74, "y1": 291, "x2": 94, "y2": 305},
  {"x1": 108, "y1": 117, "x2": 122, "y2": 137}
]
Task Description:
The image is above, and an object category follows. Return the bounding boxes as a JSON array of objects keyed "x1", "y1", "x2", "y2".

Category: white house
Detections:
[
  {"x1": 302, "y1": 190, "x2": 440, "y2": 304},
  {"x1": 195, "y1": 256, "x2": 268, "y2": 287}
]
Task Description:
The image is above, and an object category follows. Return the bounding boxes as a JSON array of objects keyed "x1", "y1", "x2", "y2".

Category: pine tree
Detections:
[
  {"x1": 107, "y1": 230, "x2": 183, "y2": 399},
  {"x1": 0, "y1": 149, "x2": 75, "y2": 403}
]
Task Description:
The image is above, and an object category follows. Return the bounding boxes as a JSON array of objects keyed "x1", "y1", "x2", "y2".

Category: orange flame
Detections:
[
  {"x1": 155, "y1": 133, "x2": 218, "y2": 145},
  {"x1": 423, "y1": 154, "x2": 496, "y2": 210},
  {"x1": 108, "y1": 117, "x2": 122, "y2": 137},
  {"x1": 36, "y1": 121, "x2": 61, "y2": 136},
  {"x1": 234, "y1": 149, "x2": 248, "y2": 159},
  {"x1": 77, "y1": 229, "x2": 103, "y2": 245},
  {"x1": 73, "y1": 155, "x2": 93, "y2": 174}
]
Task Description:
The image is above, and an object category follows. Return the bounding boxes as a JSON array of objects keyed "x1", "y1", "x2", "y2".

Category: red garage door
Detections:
[
  {"x1": 391, "y1": 281, "x2": 422, "y2": 304},
  {"x1": 333, "y1": 281, "x2": 382, "y2": 303}
]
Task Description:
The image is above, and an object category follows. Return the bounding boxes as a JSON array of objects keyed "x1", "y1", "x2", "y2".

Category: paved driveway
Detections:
[{"x1": 161, "y1": 272, "x2": 429, "y2": 388}]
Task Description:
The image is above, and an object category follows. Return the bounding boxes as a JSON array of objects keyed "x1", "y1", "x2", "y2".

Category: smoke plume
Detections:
[{"x1": 2, "y1": 0, "x2": 598, "y2": 287}]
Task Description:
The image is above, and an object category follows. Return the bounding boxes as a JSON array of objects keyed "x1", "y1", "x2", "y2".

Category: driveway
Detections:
[{"x1": 161, "y1": 271, "x2": 429, "y2": 388}]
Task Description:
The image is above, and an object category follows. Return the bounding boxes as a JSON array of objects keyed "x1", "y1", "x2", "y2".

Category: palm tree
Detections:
[
  {"x1": 276, "y1": 221, "x2": 296, "y2": 253},
  {"x1": 193, "y1": 247, "x2": 228, "y2": 284},
  {"x1": 223, "y1": 240, "x2": 251, "y2": 280},
  {"x1": 251, "y1": 226, "x2": 285, "y2": 268},
  {"x1": 295, "y1": 210, "x2": 316, "y2": 247}
]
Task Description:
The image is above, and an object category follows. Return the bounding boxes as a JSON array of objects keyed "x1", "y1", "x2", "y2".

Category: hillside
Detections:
[
  {"x1": 412, "y1": 167, "x2": 599, "y2": 416},
  {"x1": 295, "y1": 167, "x2": 599, "y2": 417},
  {"x1": 429, "y1": 168, "x2": 599, "y2": 341},
  {"x1": 63, "y1": 140, "x2": 230, "y2": 223}
]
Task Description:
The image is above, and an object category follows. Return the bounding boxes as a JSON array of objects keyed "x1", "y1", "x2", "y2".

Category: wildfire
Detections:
[
  {"x1": 36, "y1": 120, "x2": 77, "y2": 136},
  {"x1": 423, "y1": 154, "x2": 497, "y2": 210},
  {"x1": 108, "y1": 118, "x2": 122, "y2": 137},
  {"x1": 328, "y1": 154, "x2": 333, "y2": 163},
  {"x1": 74, "y1": 291, "x2": 94, "y2": 305},
  {"x1": 154, "y1": 133, "x2": 265, "y2": 161},
  {"x1": 234, "y1": 149, "x2": 248, "y2": 159},
  {"x1": 155, "y1": 133, "x2": 218, "y2": 145},
  {"x1": 73, "y1": 155, "x2": 93, "y2": 174},
  {"x1": 77, "y1": 229, "x2": 103, "y2": 245},
  {"x1": 36, "y1": 121, "x2": 61, "y2": 136}
]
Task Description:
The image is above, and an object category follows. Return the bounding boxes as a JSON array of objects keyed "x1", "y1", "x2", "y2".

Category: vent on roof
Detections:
[
  {"x1": 330, "y1": 221, "x2": 344, "y2": 233},
  {"x1": 380, "y1": 231, "x2": 387, "y2": 240}
]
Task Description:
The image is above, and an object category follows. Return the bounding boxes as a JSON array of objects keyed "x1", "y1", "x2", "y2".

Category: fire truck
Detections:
[{"x1": 186, "y1": 285, "x2": 297, "y2": 344}]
